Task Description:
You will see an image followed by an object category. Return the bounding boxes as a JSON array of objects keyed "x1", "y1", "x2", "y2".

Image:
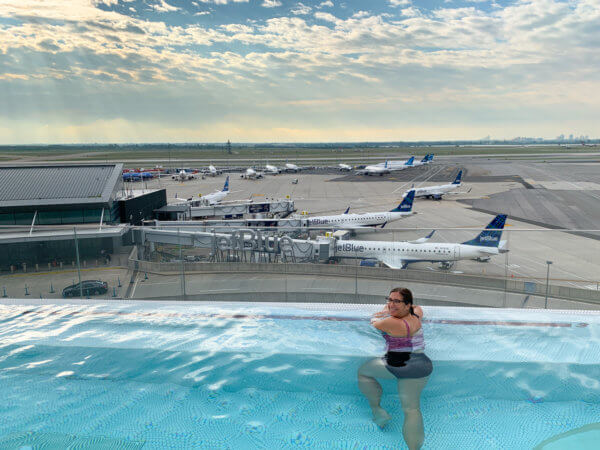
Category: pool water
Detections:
[{"x1": 0, "y1": 300, "x2": 599, "y2": 449}]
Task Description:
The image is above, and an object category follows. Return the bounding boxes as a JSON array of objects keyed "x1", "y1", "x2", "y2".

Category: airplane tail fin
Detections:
[
  {"x1": 390, "y1": 189, "x2": 415, "y2": 212},
  {"x1": 420, "y1": 155, "x2": 428, "y2": 163},
  {"x1": 462, "y1": 214, "x2": 507, "y2": 247},
  {"x1": 405, "y1": 156, "x2": 415, "y2": 166},
  {"x1": 452, "y1": 170, "x2": 463, "y2": 185},
  {"x1": 427, "y1": 154, "x2": 434, "y2": 162},
  {"x1": 343, "y1": 207, "x2": 350, "y2": 214},
  {"x1": 223, "y1": 176, "x2": 229, "y2": 192}
]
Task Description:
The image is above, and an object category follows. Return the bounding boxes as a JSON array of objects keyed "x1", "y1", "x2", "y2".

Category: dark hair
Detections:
[{"x1": 390, "y1": 287, "x2": 418, "y2": 317}]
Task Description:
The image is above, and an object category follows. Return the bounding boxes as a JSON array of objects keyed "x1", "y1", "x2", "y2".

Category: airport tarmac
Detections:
[{"x1": 134, "y1": 157, "x2": 600, "y2": 291}]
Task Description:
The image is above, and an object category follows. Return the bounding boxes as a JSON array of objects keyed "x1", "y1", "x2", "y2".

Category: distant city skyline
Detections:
[{"x1": 0, "y1": 0, "x2": 598, "y2": 144}]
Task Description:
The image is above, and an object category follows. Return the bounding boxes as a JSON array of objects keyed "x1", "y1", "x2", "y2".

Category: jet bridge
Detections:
[
  {"x1": 155, "y1": 199, "x2": 295, "y2": 221},
  {"x1": 135, "y1": 227, "x2": 332, "y2": 262}
]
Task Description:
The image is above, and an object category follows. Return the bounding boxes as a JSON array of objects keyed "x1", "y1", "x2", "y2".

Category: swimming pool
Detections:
[{"x1": 0, "y1": 299, "x2": 599, "y2": 449}]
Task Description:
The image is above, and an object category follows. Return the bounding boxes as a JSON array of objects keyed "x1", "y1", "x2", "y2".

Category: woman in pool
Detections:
[{"x1": 358, "y1": 287, "x2": 432, "y2": 450}]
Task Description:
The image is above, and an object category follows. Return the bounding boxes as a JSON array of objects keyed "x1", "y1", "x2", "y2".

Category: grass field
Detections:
[{"x1": 0, "y1": 144, "x2": 598, "y2": 166}]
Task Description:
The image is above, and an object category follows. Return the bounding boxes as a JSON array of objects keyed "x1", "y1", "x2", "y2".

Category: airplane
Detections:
[
  {"x1": 205, "y1": 165, "x2": 221, "y2": 177},
  {"x1": 411, "y1": 154, "x2": 433, "y2": 167},
  {"x1": 377, "y1": 156, "x2": 415, "y2": 171},
  {"x1": 403, "y1": 170, "x2": 467, "y2": 200},
  {"x1": 198, "y1": 176, "x2": 230, "y2": 205},
  {"x1": 358, "y1": 161, "x2": 390, "y2": 176},
  {"x1": 284, "y1": 162, "x2": 300, "y2": 173},
  {"x1": 303, "y1": 190, "x2": 416, "y2": 229},
  {"x1": 265, "y1": 164, "x2": 280, "y2": 174},
  {"x1": 332, "y1": 214, "x2": 508, "y2": 269},
  {"x1": 122, "y1": 172, "x2": 141, "y2": 181},
  {"x1": 242, "y1": 167, "x2": 264, "y2": 179},
  {"x1": 172, "y1": 170, "x2": 195, "y2": 181},
  {"x1": 339, "y1": 163, "x2": 353, "y2": 171},
  {"x1": 358, "y1": 157, "x2": 415, "y2": 175}
]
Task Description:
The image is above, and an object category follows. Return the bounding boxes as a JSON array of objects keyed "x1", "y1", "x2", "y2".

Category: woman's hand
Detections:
[{"x1": 371, "y1": 304, "x2": 391, "y2": 323}]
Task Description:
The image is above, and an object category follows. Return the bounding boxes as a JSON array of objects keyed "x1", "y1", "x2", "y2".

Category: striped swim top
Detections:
[{"x1": 382, "y1": 318, "x2": 425, "y2": 352}]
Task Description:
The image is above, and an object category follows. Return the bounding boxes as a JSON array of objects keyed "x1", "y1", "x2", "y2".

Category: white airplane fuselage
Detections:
[
  {"x1": 307, "y1": 211, "x2": 414, "y2": 228},
  {"x1": 411, "y1": 182, "x2": 461, "y2": 198},
  {"x1": 265, "y1": 165, "x2": 279, "y2": 174},
  {"x1": 201, "y1": 190, "x2": 228, "y2": 205},
  {"x1": 285, "y1": 163, "x2": 299, "y2": 172},
  {"x1": 334, "y1": 240, "x2": 499, "y2": 267}
]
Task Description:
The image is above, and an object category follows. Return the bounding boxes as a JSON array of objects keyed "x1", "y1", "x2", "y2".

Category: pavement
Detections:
[{"x1": 0, "y1": 266, "x2": 131, "y2": 300}]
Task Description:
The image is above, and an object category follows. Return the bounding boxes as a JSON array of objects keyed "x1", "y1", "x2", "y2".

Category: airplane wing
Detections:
[
  {"x1": 377, "y1": 255, "x2": 406, "y2": 269},
  {"x1": 443, "y1": 188, "x2": 473, "y2": 196}
]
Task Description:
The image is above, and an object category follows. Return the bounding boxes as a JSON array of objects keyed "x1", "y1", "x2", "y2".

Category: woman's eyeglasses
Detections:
[{"x1": 386, "y1": 297, "x2": 410, "y2": 305}]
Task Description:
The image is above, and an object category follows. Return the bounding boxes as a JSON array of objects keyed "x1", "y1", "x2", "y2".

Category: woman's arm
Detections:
[
  {"x1": 371, "y1": 303, "x2": 390, "y2": 320},
  {"x1": 372, "y1": 317, "x2": 408, "y2": 336}
]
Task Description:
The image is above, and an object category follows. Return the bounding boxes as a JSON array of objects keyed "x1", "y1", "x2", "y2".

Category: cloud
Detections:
[
  {"x1": 400, "y1": 6, "x2": 421, "y2": 17},
  {"x1": 318, "y1": 0, "x2": 333, "y2": 7},
  {"x1": 291, "y1": 2, "x2": 311, "y2": 15},
  {"x1": 0, "y1": 0, "x2": 598, "y2": 143},
  {"x1": 198, "y1": 0, "x2": 249, "y2": 4},
  {"x1": 150, "y1": 0, "x2": 179, "y2": 12},
  {"x1": 262, "y1": 0, "x2": 281, "y2": 8},
  {"x1": 314, "y1": 11, "x2": 337, "y2": 22},
  {"x1": 389, "y1": 0, "x2": 411, "y2": 6}
]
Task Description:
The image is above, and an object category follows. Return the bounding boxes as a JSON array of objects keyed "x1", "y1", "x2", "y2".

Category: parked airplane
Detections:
[
  {"x1": 265, "y1": 164, "x2": 280, "y2": 174},
  {"x1": 284, "y1": 163, "x2": 299, "y2": 173},
  {"x1": 403, "y1": 170, "x2": 466, "y2": 200},
  {"x1": 198, "y1": 176, "x2": 230, "y2": 205},
  {"x1": 122, "y1": 172, "x2": 141, "y2": 181},
  {"x1": 339, "y1": 163, "x2": 353, "y2": 171},
  {"x1": 378, "y1": 156, "x2": 415, "y2": 170},
  {"x1": 358, "y1": 161, "x2": 390, "y2": 176},
  {"x1": 359, "y1": 157, "x2": 415, "y2": 175},
  {"x1": 411, "y1": 154, "x2": 433, "y2": 167},
  {"x1": 332, "y1": 214, "x2": 507, "y2": 269},
  {"x1": 242, "y1": 168, "x2": 264, "y2": 179},
  {"x1": 304, "y1": 190, "x2": 416, "y2": 229},
  {"x1": 172, "y1": 170, "x2": 195, "y2": 181},
  {"x1": 206, "y1": 165, "x2": 221, "y2": 176}
]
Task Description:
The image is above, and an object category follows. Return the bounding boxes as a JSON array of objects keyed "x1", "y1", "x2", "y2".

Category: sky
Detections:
[{"x1": 0, "y1": 0, "x2": 598, "y2": 144}]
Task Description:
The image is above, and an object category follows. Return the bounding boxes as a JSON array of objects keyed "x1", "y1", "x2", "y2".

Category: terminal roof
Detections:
[{"x1": 0, "y1": 164, "x2": 123, "y2": 208}]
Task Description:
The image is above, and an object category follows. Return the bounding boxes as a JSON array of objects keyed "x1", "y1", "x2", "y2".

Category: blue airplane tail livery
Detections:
[
  {"x1": 405, "y1": 156, "x2": 415, "y2": 166},
  {"x1": 390, "y1": 189, "x2": 415, "y2": 212},
  {"x1": 223, "y1": 176, "x2": 229, "y2": 192},
  {"x1": 462, "y1": 214, "x2": 507, "y2": 247},
  {"x1": 420, "y1": 155, "x2": 429, "y2": 163},
  {"x1": 452, "y1": 170, "x2": 463, "y2": 185},
  {"x1": 427, "y1": 154, "x2": 434, "y2": 162},
  {"x1": 343, "y1": 207, "x2": 350, "y2": 214}
]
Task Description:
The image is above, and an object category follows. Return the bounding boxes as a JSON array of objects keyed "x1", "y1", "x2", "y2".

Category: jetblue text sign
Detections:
[{"x1": 215, "y1": 229, "x2": 294, "y2": 253}]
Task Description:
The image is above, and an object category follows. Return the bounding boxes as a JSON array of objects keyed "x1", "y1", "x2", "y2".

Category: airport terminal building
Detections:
[
  {"x1": 0, "y1": 164, "x2": 166, "y2": 226},
  {"x1": 0, "y1": 164, "x2": 124, "y2": 225},
  {"x1": 0, "y1": 164, "x2": 166, "y2": 269}
]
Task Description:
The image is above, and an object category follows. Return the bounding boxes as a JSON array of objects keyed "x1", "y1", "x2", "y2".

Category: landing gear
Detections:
[{"x1": 439, "y1": 261, "x2": 455, "y2": 270}]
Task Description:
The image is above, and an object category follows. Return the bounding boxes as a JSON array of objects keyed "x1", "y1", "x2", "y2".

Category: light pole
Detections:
[{"x1": 544, "y1": 261, "x2": 553, "y2": 309}]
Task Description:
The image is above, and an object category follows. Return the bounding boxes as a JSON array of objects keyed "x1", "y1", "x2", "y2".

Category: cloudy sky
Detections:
[{"x1": 0, "y1": 0, "x2": 598, "y2": 143}]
